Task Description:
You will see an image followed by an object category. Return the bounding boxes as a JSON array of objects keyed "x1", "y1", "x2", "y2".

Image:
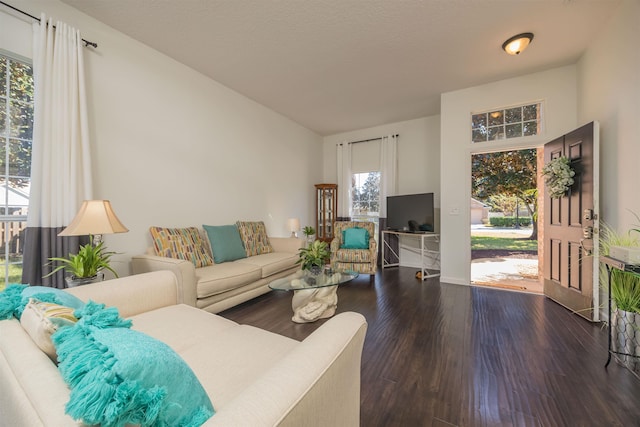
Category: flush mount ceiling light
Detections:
[{"x1": 502, "y1": 32, "x2": 534, "y2": 55}]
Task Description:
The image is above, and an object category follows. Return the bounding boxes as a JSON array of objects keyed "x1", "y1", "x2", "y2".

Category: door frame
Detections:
[{"x1": 469, "y1": 142, "x2": 544, "y2": 290}]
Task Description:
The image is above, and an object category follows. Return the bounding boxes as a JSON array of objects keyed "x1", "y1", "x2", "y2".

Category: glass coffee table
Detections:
[{"x1": 269, "y1": 268, "x2": 358, "y2": 323}]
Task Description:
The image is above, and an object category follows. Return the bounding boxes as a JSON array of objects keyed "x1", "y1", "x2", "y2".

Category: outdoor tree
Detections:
[
  {"x1": 1, "y1": 57, "x2": 33, "y2": 188},
  {"x1": 351, "y1": 172, "x2": 380, "y2": 215},
  {"x1": 472, "y1": 149, "x2": 538, "y2": 240}
]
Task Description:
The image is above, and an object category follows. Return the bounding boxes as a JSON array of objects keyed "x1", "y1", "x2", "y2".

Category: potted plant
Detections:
[
  {"x1": 46, "y1": 237, "x2": 119, "y2": 287},
  {"x1": 600, "y1": 218, "x2": 640, "y2": 372},
  {"x1": 296, "y1": 239, "x2": 330, "y2": 275},
  {"x1": 302, "y1": 226, "x2": 316, "y2": 244}
]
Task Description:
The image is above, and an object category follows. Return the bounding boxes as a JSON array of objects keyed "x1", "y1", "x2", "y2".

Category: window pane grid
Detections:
[{"x1": 471, "y1": 103, "x2": 541, "y2": 143}]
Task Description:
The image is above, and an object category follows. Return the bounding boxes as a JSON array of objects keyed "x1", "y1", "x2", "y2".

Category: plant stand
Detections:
[{"x1": 601, "y1": 256, "x2": 640, "y2": 378}]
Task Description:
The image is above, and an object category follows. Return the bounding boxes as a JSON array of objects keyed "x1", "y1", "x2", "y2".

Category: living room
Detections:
[
  {"x1": 1, "y1": 0, "x2": 638, "y2": 279},
  {"x1": 1, "y1": 0, "x2": 640, "y2": 425}
]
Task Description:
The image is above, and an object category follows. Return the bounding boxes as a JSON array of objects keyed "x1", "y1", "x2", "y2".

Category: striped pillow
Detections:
[
  {"x1": 20, "y1": 299, "x2": 79, "y2": 362},
  {"x1": 149, "y1": 227, "x2": 214, "y2": 268},
  {"x1": 236, "y1": 221, "x2": 274, "y2": 257}
]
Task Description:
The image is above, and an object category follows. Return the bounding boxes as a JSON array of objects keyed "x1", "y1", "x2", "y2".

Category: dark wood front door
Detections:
[{"x1": 543, "y1": 122, "x2": 600, "y2": 321}]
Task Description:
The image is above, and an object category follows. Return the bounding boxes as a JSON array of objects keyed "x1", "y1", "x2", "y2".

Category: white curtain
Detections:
[
  {"x1": 22, "y1": 15, "x2": 93, "y2": 287},
  {"x1": 336, "y1": 142, "x2": 352, "y2": 219},
  {"x1": 379, "y1": 134, "x2": 398, "y2": 218}
]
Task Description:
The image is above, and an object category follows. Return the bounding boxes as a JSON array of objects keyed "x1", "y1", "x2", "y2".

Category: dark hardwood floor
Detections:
[{"x1": 220, "y1": 267, "x2": 640, "y2": 427}]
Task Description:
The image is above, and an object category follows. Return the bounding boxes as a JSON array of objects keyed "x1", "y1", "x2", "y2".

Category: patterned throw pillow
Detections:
[
  {"x1": 149, "y1": 227, "x2": 214, "y2": 268},
  {"x1": 20, "y1": 299, "x2": 79, "y2": 362},
  {"x1": 236, "y1": 221, "x2": 274, "y2": 257}
]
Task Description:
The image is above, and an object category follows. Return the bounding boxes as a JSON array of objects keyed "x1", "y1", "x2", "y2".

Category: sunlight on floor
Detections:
[{"x1": 471, "y1": 257, "x2": 542, "y2": 293}]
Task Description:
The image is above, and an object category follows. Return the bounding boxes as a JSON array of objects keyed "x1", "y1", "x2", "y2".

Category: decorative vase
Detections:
[
  {"x1": 611, "y1": 308, "x2": 640, "y2": 374},
  {"x1": 65, "y1": 272, "x2": 105, "y2": 288}
]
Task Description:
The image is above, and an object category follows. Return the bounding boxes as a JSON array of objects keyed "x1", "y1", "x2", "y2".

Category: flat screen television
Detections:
[{"x1": 386, "y1": 193, "x2": 434, "y2": 233}]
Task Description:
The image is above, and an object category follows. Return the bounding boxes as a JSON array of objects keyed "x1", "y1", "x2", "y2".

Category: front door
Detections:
[{"x1": 543, "y1": 122, "x2": 600, "y2": 321}]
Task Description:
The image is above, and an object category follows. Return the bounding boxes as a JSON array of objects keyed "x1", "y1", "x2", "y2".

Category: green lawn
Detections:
[
  {"x1": 0, "y1": 263, "x2": 23, "y2": 291},
  {"x1": 471, "y1": 236, "x2": 538, "y2": 251}
]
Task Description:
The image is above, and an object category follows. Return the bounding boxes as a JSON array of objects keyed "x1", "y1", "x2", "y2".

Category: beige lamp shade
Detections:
[
  {"x1": 58, "y1": 200, "x2": 129, "y2": 236},
  {"x1": 287, "y1": 218, "x2": 300, "y2": 237},
  {"x1": 287, "y1": 218, "x2": 301, "y2": 232}
]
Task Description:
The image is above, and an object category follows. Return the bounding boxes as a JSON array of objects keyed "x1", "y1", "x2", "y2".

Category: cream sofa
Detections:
[
  {"x1": 0, "y1": 271, "x2": 368, "y2": 426},
  {"x1": 132, "y1": 235, "x2": 303, "y2": 313}
]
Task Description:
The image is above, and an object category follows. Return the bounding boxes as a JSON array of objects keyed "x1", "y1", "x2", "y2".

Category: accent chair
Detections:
[{"x1": 330, "y1": 221, "x2": 377, "y2": 281}]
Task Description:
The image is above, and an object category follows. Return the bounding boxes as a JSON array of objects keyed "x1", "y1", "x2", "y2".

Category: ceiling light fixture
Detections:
[{"x1": 502, "y1": 33, "x2": 534, "y2": 55}]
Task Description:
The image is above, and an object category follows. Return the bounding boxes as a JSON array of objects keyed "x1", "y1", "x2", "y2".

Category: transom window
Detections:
[
  {"x1": 472, "y1": 102, "x2": 542, "y2": 143},
  {"x1": 0, "y1": 53, "x2": 33, "y2": 288}
]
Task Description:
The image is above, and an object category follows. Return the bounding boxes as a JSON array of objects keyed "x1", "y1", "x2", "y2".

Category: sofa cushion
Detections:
[
  {"x1": 20, "y1": 299, "x2": 78, "y2": 362},
  {"x1": 203, "y1": 224, "x2": 247, "y2": 264},
  {"x1": 149, "y1": 226, "x2": 214, "y2": 268},
  {"x1": 235, "y1": 252, "x2": 299, "y2": 278},
  {"x1": 236, "y1": 221, "x2": 274, "y2": 256},
  {"x1": 129, "y1": 305, "x2": 298, "y2": 410},
  {"x1": 196, "y1": 262, "x2": 263, "y2": 298},
  {"x1": 52, "y1": 302, "x2": 214, "y2": 426},
  {"x1": 334, "y1": 248, "x2": 373, "y2": 263}
]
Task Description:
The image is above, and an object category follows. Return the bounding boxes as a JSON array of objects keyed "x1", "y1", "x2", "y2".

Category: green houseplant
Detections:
[
  {"x1": 600, "y1": 217, "x2": 640, "y2": 372},
  {"x1": 297, "y1": 239, "x2": 330, "y2": 274},
  {"x1": 302, "y1": 226, "x2": 316, "y2": 244},
  {"x1": 46, "y1": 237, "x2": 118, "y2": 287}
]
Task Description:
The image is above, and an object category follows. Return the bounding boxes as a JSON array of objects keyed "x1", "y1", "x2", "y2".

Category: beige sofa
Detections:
[
  {"x1": 132, "y1": 235, "x2": 303, "y2": 313},
  {"x1": 0, "y1": 271, "x2": 368, "y2": 426}
]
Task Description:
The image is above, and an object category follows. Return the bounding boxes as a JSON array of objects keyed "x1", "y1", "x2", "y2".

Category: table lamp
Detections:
[
  {"x1": 287, "y1": 218, "x2": 300, "y2": 238},
  {"x1": 58, "y1": 200, "x2": 128, "y2": 243}
]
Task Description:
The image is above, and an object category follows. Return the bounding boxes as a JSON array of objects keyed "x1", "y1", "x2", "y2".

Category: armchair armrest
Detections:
[
  {"x1": 131, "y1": 254, "x2": 197, "y2": 306},
  {"x1": 269, "y1": 236, "x2": 305, "y2": 253}
]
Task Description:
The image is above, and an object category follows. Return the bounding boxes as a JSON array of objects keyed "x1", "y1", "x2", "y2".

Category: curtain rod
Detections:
[
  {"x1": 0, "y1": 1, "x2": 97, "y2": 48},
  {"x1": 339, "y1": 134, "x2": 399, "y2": 145}
]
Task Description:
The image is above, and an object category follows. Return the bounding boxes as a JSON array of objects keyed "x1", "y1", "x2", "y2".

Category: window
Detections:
[
  {"x1": 351, "y1": 172, "x2": 380, "y2": 237},
  {"x1": 471, "y1": 102, "x2": 542, "y2": 143},
  {"x1": 0, "y1": 54, "x2": 33, "y2": 287}
]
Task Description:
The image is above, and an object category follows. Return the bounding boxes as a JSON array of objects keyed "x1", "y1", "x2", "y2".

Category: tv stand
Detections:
[{"x1": 381, "y1": 230, "x2": 440, "y2": 280}]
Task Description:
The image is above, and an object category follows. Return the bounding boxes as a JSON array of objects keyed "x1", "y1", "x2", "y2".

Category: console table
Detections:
[{"x1": 381, "y1": 230, "x2": 440, "y2": 280}]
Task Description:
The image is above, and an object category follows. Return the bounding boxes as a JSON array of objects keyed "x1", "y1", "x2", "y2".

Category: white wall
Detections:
[
  {"x1": 1, "y1": 0, "x2": 323, "y2": 276},
  {"x1": 578, "y1": 0, "x2": 640, "y2": 232},
  {"x1": 322, "y1": 115, "x2": 441, "y2": 206},
  {"x1": 440, "y1": 66, "x2": 578, "y2": 285}
]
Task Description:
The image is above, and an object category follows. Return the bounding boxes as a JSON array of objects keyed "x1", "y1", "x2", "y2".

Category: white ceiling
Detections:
[{"x1": 61, "y1": 0, "x2": 620, "y2": 136}]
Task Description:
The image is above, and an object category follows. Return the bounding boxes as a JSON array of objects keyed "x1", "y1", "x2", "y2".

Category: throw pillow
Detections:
[
  {"x1": 149, "y1": 226, "x2": 214, "y2": 268},
  {"x1": 341, "y1": 227, "x2": 370, "y2": 249},
  {"x1": 20, "y1": 299, "x2": 78, "y2": 362},
  {"x1": 52, "y1": 301, "x2": 215, "y2": 426},
  {"x1": 203, "y1": 224, "x2": 247, "y2": 263},
  {"x1": 236, "y1": 221, "x2": 274, "y2": 257},
  {"x1": 0, "y1": 284, "x2": 85, "y2": 321}
]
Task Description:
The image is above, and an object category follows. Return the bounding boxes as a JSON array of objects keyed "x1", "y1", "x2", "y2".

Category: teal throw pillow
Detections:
[
  {"x1": 341, "y1": 227, "x2": 370, "y2": 249},
  {"x1": 0, "y1": 284, "x2": 85, "y2": 320},
  {"x1": 53, "y1": 301, "x2": 214, "y2": 427},
  {"x1": 203, "y1": 224, "x2": 247, "y2": 263}
]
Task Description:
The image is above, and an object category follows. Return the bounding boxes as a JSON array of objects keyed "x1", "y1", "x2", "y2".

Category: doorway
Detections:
[{"x1": 470, "y1": 148, "x2": 542, "y2": 293}]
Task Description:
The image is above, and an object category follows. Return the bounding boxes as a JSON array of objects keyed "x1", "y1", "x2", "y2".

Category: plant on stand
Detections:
[
  {"x1": 46, "y1": 236, "x2": 119, "y2": 287},
  {"x1": 600, "y1": 217, "x2": 640, "y2": 373},
  {"x1": 302, "y1": 226, "x2": 316, "y2": 245},
  {"x1": 297, "y1": 239, "x2": 330, "y2": 275}
]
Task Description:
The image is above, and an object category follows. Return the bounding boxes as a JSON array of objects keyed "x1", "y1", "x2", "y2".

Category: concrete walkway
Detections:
[{"x1": 470, "y1": 225, "x2": 541, "y2": 294}]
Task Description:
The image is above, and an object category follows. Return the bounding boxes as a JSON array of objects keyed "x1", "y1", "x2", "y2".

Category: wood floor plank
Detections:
[{"x1": 220, "y1": 267, "x2": 640, "y2": 426}]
